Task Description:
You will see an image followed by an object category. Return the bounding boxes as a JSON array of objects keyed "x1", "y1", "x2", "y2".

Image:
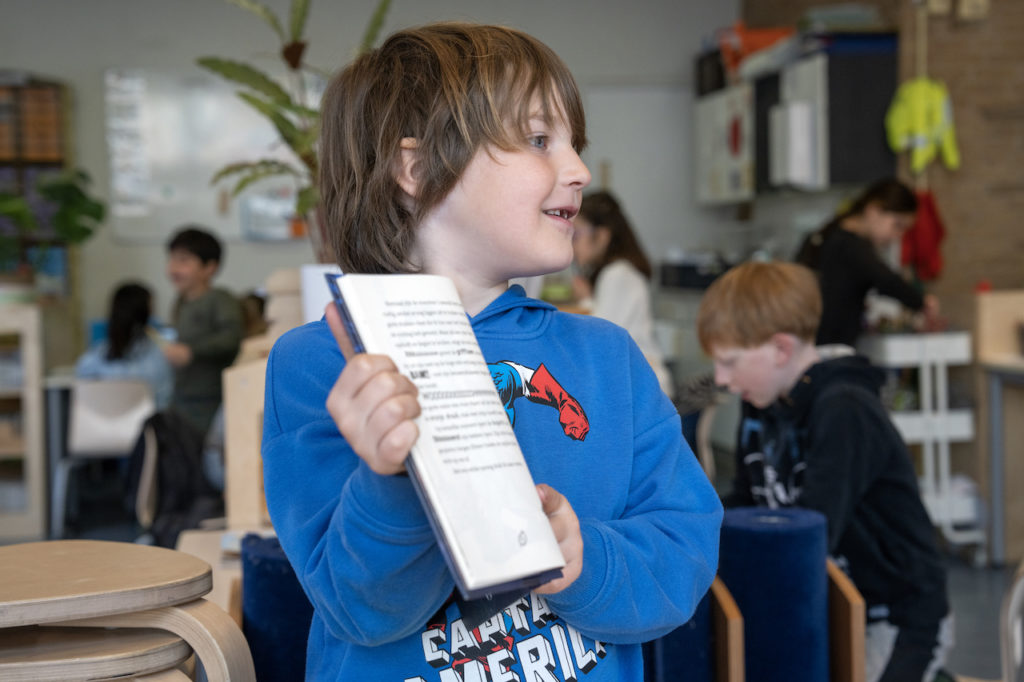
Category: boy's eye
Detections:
[{"x1": 528, "y1": 134, "x2": 549, "y2": 150}]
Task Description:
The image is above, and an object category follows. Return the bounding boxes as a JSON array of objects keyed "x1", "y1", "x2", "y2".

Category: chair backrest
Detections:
[
  {"x1": 68, "y1": 378, "x2": 155, "y2": 457},
  {"x1": 1003, "y1": 559, "x2": 1024, "y2": 682}
]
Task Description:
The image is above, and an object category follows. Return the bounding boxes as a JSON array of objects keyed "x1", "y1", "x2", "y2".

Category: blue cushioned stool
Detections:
[
  {"x1": 643, "y1": 587, "x2": 713, "y2": 682},
  {"x1": 241, "y1": 534, "x2": 314, "y2": 682},
  {"x1": 718, "y1": 507, "x2": 829, "y2": 682}
]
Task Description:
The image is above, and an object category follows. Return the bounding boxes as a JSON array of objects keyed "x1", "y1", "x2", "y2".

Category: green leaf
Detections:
[
  {"x1": 226, "y1": 0, "x2": 285, "y2": 42},
  {"x1": 230, "y1": 166, "x2": 297, "y2": 196},
  {"x1": 236, "y1": 91, "x2": 307, "y2": 157},
  {"x1": 210, "y1": 159, "x2": 302, "y2": 186},
  {"x1": 51, "y1": 206, "x2": 95, "y2": 243},
  {"x1": 296, "y1": 184, "x2": 318, "y2": 217},
  {"x1": 358, "y1": 0, "x2": 392, "y2": 54},
  {"x1": 196, "y1": 57, "x2": 293, "y2": 107},
  {"x1": 289, "y1": 0, "x2": 310, "y2": 42},
  {"x1": 0, "y1": 194, "x2": 35, "y2": 231}
]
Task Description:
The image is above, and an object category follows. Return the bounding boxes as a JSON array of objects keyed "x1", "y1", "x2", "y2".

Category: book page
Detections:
[{"x1": 337, "y1": 274, "x2": 563, "y2": 591}]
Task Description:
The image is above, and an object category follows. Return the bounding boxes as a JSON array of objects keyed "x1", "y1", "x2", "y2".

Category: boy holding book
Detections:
[
  {"x1": 696, "y1": 261, "x2": 952, "y2": 682},
  {"x1": 262, "y1": 22, "x2": 722, "y2": 682}
]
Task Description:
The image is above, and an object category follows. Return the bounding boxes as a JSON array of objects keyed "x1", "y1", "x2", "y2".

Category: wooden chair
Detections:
[
  {"x1": 715, "y1": 558, "x2": 865, "y2": 682},
  {"x1": 223, "y1": 357, "x2": 271, "y2": 531},
  {"x1": 0, "y1": 539, "x2": 255, "y2": 682},
  {"x1": 710, "y1": 576, "x2": 744, "y2": 682},
  {"x1": 827, "y1": 558, "x2": 866, "y2": 682}
]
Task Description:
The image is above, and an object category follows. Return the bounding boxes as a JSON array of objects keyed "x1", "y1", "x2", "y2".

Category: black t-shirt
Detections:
[{"x1": 816, "y1": 229, "x2": 924, "y2": 346}]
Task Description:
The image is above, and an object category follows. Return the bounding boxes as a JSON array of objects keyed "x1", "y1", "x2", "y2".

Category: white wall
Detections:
[{"x1": 0, "y1": 0, "x2": 739, "y2": 325}]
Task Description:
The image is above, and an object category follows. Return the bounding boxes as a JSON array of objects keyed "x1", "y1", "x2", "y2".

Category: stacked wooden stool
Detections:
[{"x1": 0, "y1": 539, "x2": 255, "y2": 681}]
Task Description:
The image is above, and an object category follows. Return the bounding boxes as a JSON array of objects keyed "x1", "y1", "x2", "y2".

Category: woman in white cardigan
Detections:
[{"x1": 572, "y1": 190, "x2": 675, "y2": 398}]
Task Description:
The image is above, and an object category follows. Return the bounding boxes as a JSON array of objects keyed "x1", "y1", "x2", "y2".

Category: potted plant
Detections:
[
  {"x1": 0, "y1": 168, "x2": 106, "y2": 299},
  {"x1": 197, "y1": 0, "x2": 391, "y2": 261}
]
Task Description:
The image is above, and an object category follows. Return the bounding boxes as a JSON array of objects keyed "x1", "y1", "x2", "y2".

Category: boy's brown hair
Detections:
[
  {"x1": 696, "y1": 261, "x2": 821, "y2": 353},
  {"x1": 319, "y1": 22, "x2": 588, "y2": 274}
]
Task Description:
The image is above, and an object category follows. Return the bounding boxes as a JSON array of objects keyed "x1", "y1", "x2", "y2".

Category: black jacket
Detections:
[{"x1": 724, "y1": 354, "x2": 948, "y2": 628}]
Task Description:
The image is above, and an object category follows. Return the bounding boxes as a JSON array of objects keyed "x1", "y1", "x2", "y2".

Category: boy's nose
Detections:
[
  {"x1": 562, "y1": 150, "x2": 591, "y2": 189},
  {"x1": 713, "y1": 367, "x2": 732, "y2": 391}
]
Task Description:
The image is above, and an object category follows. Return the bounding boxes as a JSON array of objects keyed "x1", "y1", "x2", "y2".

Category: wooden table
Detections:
[{"x1": 981, "y1": 356, "x2": 1024, "y2": 564}]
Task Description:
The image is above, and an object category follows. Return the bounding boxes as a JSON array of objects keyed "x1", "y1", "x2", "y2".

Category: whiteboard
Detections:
[{"x1": 104, "y1": 68, "x2": 308, "y2": 243}]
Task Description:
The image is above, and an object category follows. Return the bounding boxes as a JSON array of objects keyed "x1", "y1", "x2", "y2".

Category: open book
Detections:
[{"x1": 326, "y1": 273, "x2": 565, "y2": 600}]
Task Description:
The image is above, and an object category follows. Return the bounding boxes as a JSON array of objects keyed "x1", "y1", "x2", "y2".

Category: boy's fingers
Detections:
[
  {"x1": 537, "y1": 483, "x2": 564, "y2": 516},
  {"x1": 325, "y1": 301, "x2": 357, "y2": 359}
]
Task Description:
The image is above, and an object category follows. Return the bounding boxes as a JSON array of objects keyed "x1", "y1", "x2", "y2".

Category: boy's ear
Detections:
[
  {"x1": 394, "y1": 137, "x2": 421, "y2": 199},
  {"x1": 770, "y1": 332, "x2": 797, "y2": 365},
  {"x1": 200, "y1": 259, "x2": 218, "y2": 282}
]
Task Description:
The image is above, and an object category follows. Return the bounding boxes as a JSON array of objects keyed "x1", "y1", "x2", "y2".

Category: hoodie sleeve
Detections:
[
  {"x1": 261, "y1": 324, "x2": 454, "y2": 646},
  {"x1": 543, "y1": 348, "x2": 723, "y2": 644},
  {"x1": 799, "y1": 383, "x2": 890, "y2": 551}
]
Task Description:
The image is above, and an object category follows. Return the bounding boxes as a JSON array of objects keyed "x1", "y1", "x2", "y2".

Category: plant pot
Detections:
[{"x1": 0, "y1": 268, "x2": 36, "y2": 304}]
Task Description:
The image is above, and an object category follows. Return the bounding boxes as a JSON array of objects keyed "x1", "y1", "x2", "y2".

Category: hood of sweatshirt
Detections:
[
  {"x1": 469, "y1": 284, "x2": 558, "y2": 340},
  {"x1": 773, "y1": 353, "x2": 885, "y2": 425}
]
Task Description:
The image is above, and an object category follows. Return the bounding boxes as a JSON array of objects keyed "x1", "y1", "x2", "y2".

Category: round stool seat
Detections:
[
  {"x1": 0, "y1": 625, "x2": 191, "y2": 681},
  {"x1": 0, "y1": 540, "x2": 212, "y2": 628}
]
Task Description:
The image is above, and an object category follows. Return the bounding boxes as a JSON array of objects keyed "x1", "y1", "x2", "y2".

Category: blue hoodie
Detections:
[{"x1": 262, "y1": 285, "x2": 722, "y2": 681}]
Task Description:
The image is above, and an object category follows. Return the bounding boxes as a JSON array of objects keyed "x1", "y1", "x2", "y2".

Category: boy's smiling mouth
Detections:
[{"x1": 543, "y1": 207, "x2": 577, "y2": 220}]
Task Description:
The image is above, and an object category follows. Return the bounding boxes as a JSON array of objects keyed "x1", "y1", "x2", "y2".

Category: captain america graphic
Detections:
[{"x1": 488, "y1": 361, "x2": 589, "y2": 441}]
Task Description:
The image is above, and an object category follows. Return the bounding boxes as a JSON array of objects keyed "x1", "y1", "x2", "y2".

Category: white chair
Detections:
[
  {"x1": 958, "y1": 559, "x2": 1024, "y2": 682},
  {"x1": 51, "y1": 378, "x2": 155, "y2": 538},
  {"x1": 1000, "y1": 560, "x2": 1024, "y2": 682}
]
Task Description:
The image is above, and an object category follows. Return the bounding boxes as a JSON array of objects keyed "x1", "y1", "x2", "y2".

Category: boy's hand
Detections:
[
  {"x1": 163, "y1": 342, "x2": 192, "y2": 368},
  {"x1": 324, "y1": 302, "x2": 421, "y2": 475},
  {"x1": 534, "y1": 483, "x2": 583, "y2": 594}
]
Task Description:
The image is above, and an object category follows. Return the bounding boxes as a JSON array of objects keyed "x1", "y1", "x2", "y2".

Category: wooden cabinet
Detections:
[{"x1": 0, "y1": 303, "x2": 46, "y2": 540}]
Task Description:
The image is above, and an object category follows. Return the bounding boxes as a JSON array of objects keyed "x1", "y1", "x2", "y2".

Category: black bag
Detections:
[{"x1": 125, "y1": 410, "x2": 223, "y2": 547}]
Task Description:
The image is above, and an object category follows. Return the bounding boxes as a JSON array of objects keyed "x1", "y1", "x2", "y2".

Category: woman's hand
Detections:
[
  {"x1": 915, "y1": 293, "x2": 944, "y2": 332},
  {"x1": 534, "y1": 483, "x2": 583, "y2": 594},
  {"x1": 324, "y1": 302, "x2": 421, "y2": 474}
]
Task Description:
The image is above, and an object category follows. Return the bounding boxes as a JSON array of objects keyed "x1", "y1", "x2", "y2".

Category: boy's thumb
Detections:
[{"x1": 324, "y1": 302, "x2": 357, "y2": 360}]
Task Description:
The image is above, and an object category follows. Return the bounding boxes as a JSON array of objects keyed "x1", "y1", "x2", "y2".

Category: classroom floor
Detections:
[{"x1": 55, "y1": 462, "x2": 1017, "y2": 680}]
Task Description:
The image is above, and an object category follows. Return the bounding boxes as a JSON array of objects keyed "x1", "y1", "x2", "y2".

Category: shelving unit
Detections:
[
  {"x1": 858, "y1": 331, "x2": 986, "y2": 559},
  {"x1": 0, "y1": 303, "x2": 45, "y2": 540}
]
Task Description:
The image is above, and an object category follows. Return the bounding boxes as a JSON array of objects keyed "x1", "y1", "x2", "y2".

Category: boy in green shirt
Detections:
[{"x1": 164, "y1": 226, "x2": 243, "y2": 437}]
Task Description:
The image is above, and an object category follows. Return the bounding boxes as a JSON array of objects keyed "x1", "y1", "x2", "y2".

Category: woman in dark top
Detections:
[{"x1": 795, "y1": 178, "x2": 940, "y2": 346}]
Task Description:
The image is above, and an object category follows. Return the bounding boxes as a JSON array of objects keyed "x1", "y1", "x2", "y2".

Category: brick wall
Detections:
[{"x1": 743, "y1": 0, "x2": 1024, "y2": 550}]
